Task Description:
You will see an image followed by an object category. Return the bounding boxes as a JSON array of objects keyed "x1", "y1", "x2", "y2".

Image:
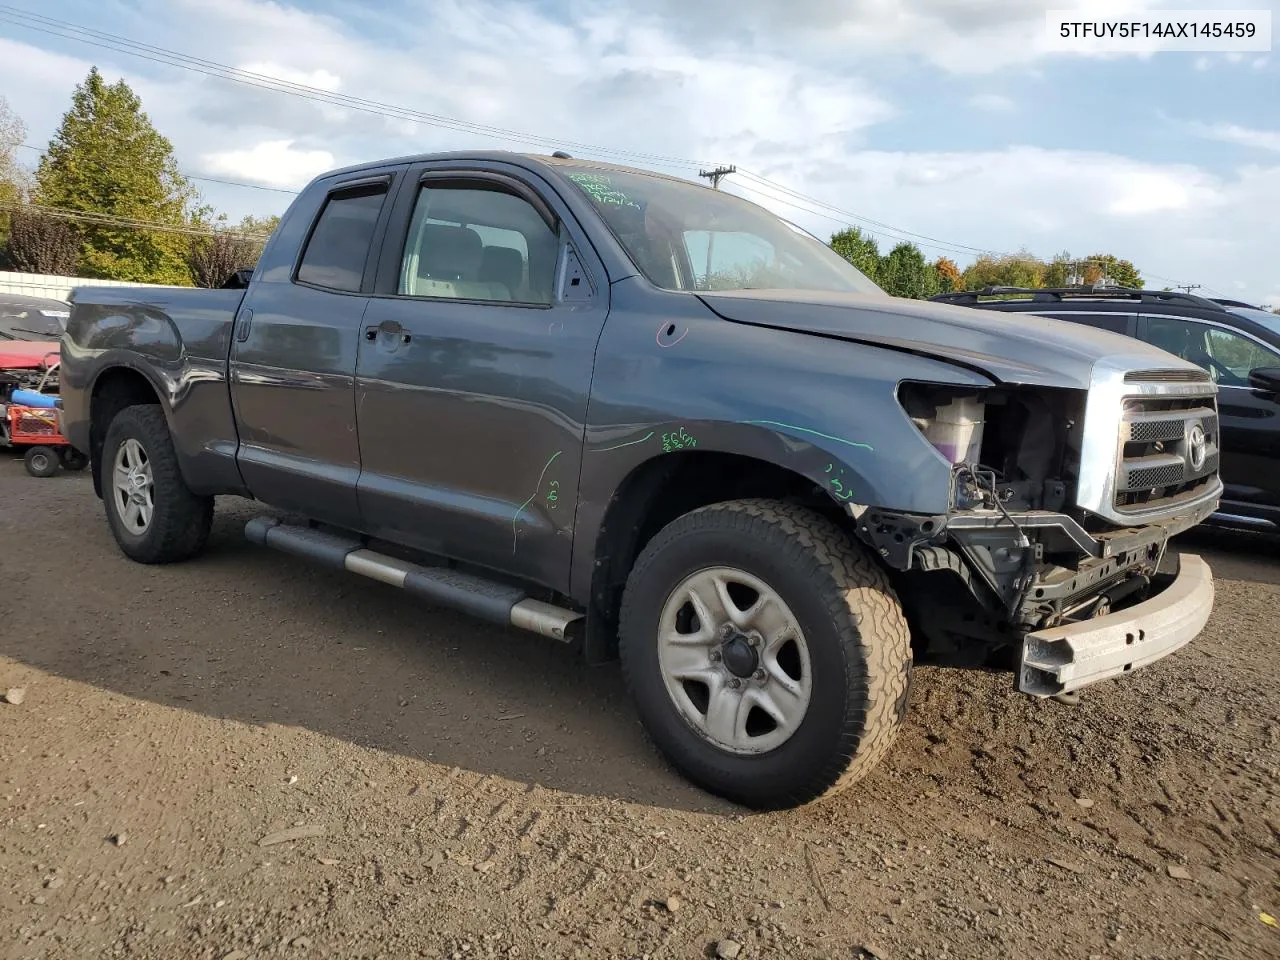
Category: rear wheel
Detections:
[
  {"x1": 619, "y1": 499, "x2": 912, "y2": 810},
  {"x1": 59, "y1": 447, "x2": 89, "y2": 471},
  {"x1": 101, "y1": 405, "x2": 213, "y2": 564},
  {"x1": 23, "y1": 445, "x2": 60, "y2": 478}
]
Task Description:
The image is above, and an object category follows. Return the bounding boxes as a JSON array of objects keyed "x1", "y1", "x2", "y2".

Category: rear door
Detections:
[
  {"x1": 353, "y1": 163, "x2": 608, "y2": 592},
  {"x1": 230, "y1": 168, "x2": 401, "y2": 528},
  {"x1": 1137, "y1": 313, "x2": 1280, "y2": 511}
]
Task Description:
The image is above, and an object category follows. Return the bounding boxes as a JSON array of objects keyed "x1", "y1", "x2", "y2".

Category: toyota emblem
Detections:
[{"x1": 1186, "y1": 422, "x2": 1207, "y2": 472}]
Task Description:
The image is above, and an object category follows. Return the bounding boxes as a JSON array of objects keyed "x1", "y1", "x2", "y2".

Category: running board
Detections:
[{"x1": 244, "y1": 517, "x2": 582, "y2": 642}]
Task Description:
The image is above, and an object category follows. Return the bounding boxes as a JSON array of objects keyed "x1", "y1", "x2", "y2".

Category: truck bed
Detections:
[{"x1": 60, "y1": 285, "x2": 248, "y2": 497}]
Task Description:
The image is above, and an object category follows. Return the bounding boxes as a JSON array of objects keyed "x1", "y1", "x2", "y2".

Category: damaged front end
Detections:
[{"x1": 853, "y1": 372, "x2": 1220, "y2": 697}]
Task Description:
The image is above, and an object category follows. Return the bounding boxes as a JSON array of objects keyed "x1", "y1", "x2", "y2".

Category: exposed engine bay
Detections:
[{"x1": 858, "y1": 380, "x2": 1217, "y2": 670}]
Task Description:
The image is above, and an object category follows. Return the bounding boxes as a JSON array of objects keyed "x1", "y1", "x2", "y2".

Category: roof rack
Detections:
[
  {"x1": 930, "y1": 285, "x2": 1226, "y2": 310},
  {"x1": 1209, "y1": 297, "x2": 1263, "y2": 309}
]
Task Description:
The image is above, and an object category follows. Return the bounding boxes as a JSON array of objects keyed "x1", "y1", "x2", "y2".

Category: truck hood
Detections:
[
  {"x1": 0, "y1": 340, "x2": 60, "y2": 369},
  {"x1": 697, "y1": 289, "x2": 1192, "y2": 389}
]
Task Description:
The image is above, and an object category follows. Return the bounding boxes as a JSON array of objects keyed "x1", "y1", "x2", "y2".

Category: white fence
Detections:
[{"x1": 0, "y1": 270, "x2": 182, "y2": 302}]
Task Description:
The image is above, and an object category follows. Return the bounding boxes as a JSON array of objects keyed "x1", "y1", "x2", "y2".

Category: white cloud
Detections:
[
  {"x1": 1187, "y1": 121, "x2": 1280, "y2": 153},
  {"x1": 731, "y1": 147, "x2": 1279, "y2": 302},
  {"x1": 968, "y1": 94, "x2": 1016, "y2": 113},
  {"x1": 201, "y1": 139, "x2": 335, "y2": 188},
  {"x1": 236, "y1": 62, "x2": 342, "y2": 92},
  {"x1": 0, "y1": 0, "x2": 1276, "y2": 304},
  {"x1": 627, "y1": 0, "x2": 1180, "y2": 73}
]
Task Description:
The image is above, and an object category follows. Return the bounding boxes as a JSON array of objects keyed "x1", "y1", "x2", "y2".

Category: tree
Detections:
[
  {"x1": 35, "y1": 67, "x2": 198, "y2": 284},
  {"x1": 933, "y1": 256, "x2": 961, "y2": 293},
  {"x1": 960, "y1": 252, "x2": 1044, "y2": 291},
  {"x1": 1041, "y1": 250, "x2": 1074, "y2": 287},
  {"x1": 5, "y1": 207, "x2": 80, "y2": 274},
  {"x1": 830, "y1": 227, "x2": 881, "y2": 283},
  {"x1": 0, "y1": 95, "x2": 30, "y2": 252},
  {"x1": 186, "y1": 215, "x2": 277, "y2": 287},
  {"x1": 879, "y1": 241, "x2": 939, "y2": 299},
  {"x1": 1079, "y1": 252, "x2": 1142, "y2": 288}
]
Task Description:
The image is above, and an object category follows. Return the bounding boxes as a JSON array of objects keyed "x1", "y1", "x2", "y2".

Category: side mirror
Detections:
[
  {"x1": 1247, "y1": 366, "x2": 1280, "y2": 393},
  {"x1": 221, "y1": 268, "x2": 255, "y2": 290}
]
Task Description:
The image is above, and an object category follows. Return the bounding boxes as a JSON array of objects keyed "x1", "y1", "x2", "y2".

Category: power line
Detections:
[
  {"x1": 0, "y1": 201, "x2": 271, "y2": 240},
  {"x1": 0, "y1": 4, "x2": 1200, "y2": 288},
  {"x1": 0, "y1": 5, "x2": 1069, "y2": 263},
  {"x1": 15, "y1": 142, "x2": 299, "y2": 195},
  {"x1": 0, "y1": 6, "x2": 714, "y2": 173}
]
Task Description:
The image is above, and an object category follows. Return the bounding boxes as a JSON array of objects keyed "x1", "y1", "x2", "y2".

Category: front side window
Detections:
[
  {"x1": 1144, "y1": 316, "x2": 1280, "y2": 386},
  {"x1": 398, "y1": 183, "x2": 559, "y2": 305},
  {"x1": 559, "y1": 165, "x2": 883, "y2": 295},
  {"x1": 296, "y1": 185, "x2": 388, "y2": 293}
]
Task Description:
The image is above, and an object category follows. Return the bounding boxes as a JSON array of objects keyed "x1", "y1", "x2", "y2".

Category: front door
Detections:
[
  {"x1": 354, "y1": 165, "x2": 609, "y2": 592},
  {"x1": 1138, "y1": 314, "x2": 1280, "y2": 513},
  {"x1": 231, "y1": 172, "x2": 399, "y2": 528}
]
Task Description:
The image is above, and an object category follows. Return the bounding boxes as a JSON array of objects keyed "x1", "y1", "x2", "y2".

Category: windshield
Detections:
[
  {"x1": 0, "y1": 301, "x2": 68, "y2": 341},
  {"x1": 559, "y1": 165, "x2": 884, "y2": 296},
  {"x1": 1229, "y1": 306, "x2": 1280, "y2": 339}
]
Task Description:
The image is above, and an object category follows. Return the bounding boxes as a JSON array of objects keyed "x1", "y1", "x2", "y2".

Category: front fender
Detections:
[{"x1": 569, "y1": 283, "x2": 996, "y2": 601}]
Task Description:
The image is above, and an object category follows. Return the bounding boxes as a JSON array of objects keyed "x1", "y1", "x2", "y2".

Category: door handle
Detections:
[
  {"x1": 365, "y1": 321, "x2": 411, "y2": 345},
  {"x1": 234, "y1": 308, "x2": 253, "y2": 343}
]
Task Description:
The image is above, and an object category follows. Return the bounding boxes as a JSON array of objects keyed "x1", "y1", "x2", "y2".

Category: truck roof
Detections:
[{"x1": 309, "y1": 150, "x2": 696, "y2": 189}]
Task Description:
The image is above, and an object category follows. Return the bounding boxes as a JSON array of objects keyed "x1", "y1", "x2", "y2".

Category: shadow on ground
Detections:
[
  {"x1": 1174, "y1": 524, "x2": 1280, "y2": 586},
  {"x1": 0, "y1": 464, "x2": 736, "y2": 814}
]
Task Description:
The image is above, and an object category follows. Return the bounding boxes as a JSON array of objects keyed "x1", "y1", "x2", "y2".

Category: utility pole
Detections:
[
  {"x1": 697, "y1": 166, "x2": 736, "y2": 285},
  {"x1": 698, "y1": 165, "x2": 736, "y2": 190},
  {"x1": 1176, "y1": 283, "x2": 1202, "y2": 294}
]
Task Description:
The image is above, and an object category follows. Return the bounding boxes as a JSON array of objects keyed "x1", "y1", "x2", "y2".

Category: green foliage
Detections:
[
  {"x1": 35, "y1": 67, "x2": 198, "y2": 284},
  {"x1": 0, "y1": 94, "x2": 30, "y2": 253},
  {"x1": 1080, "y1": 252, "x2": 1142, "y2": 288},
  {"x1": 960, "y1": 252, "x2": 1045, "y2": 291},
  {"x1": 880, "y1": 241, "x2": 941, "y2": 299},
  {"x1": 829, "y1": 227, "x2": 881, "y2": 283}
]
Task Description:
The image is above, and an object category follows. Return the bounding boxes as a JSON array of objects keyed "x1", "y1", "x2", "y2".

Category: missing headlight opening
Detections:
[{"x1": 899, "y1": 382, "x2": 1084, "y2": 515}]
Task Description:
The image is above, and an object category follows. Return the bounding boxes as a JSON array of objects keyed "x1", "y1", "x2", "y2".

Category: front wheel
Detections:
[
  {"x1": 619, "y1": 499, "x2": 912, "y2": 810},
  {"x1": 101, "y1": 404, "x2": 213, "y2": 564}
]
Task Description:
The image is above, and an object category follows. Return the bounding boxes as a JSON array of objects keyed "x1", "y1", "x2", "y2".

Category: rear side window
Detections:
[
  {"x1": 1041, "y1": 312, "x2": 1131, "y2": 334},
  {"x1": 296, "y1": 185, "x2": 388, "y2": 293}
]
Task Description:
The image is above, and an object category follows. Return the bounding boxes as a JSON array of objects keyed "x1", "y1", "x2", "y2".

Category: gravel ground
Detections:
[{"x1": 1, "y1": 460, "x2": 1277, "y2": 960}]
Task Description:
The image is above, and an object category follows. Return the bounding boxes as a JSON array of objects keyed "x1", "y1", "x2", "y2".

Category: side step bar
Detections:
[{"x1": 245, "y1": 517, "x2": 583, "y2": 642}]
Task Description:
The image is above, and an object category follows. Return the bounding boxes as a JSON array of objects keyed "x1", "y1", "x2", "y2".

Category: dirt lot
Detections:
[{"x1": 1, "y1": 460, "x2": 1277, "y2": 960}]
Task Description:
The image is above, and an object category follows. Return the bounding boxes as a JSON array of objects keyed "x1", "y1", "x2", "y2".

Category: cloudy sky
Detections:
[{"x1": 1, "y1": 0, "x2": 1277, "y2": 304}]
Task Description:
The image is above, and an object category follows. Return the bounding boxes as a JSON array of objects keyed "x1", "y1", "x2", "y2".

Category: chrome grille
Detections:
[
  {"x1": 1123, "y1": 368, "x2": 1211, "y2": 384},
  {"x1": 1113, "y1": 391, "x2": 1220, "y2": 513}
]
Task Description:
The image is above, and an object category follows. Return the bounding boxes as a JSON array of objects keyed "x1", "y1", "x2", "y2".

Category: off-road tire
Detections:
[
  {"x1": 101, "y1": 404, "x2": 213, "y2": 564},
  {"x1": 619, "y1": 498, "x2": 912, "y2": 810},
  {"x1": 23, "y1": 445, "x2": 60, "y2": 478}
]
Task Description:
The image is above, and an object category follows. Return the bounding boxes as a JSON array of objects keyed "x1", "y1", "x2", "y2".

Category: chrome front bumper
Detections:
[{"x1": 1017, "y1": 554, "x2": 1214, "y2": 697}]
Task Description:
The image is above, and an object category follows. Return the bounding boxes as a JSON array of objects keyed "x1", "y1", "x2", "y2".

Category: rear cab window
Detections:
[{"x1": 296, "y1": 184, "x2": 389, "y2": 293}]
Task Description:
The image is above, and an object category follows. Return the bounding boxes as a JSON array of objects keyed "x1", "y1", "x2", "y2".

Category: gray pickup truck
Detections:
[{"x1": 60, "y1": 151, "x2": 1220, "y2": 809}]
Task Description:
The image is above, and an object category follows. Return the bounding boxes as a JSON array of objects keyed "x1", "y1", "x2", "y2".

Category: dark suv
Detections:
[{"x1": 933, "y1": 287, "x2": 1280, "y2": 532}]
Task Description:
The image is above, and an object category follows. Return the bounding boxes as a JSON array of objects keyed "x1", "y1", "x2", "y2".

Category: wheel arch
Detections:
[
  {"x1": 88, "y1": 365, "x2": 169, "y2": 499},
  {"x1": 580, "y1": 449, "x2": 861, "y2": 664}
]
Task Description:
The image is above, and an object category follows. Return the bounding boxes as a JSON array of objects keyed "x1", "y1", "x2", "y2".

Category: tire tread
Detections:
[{"x1": 619, "y1": 498, "x2": 912, "y2": 809}]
